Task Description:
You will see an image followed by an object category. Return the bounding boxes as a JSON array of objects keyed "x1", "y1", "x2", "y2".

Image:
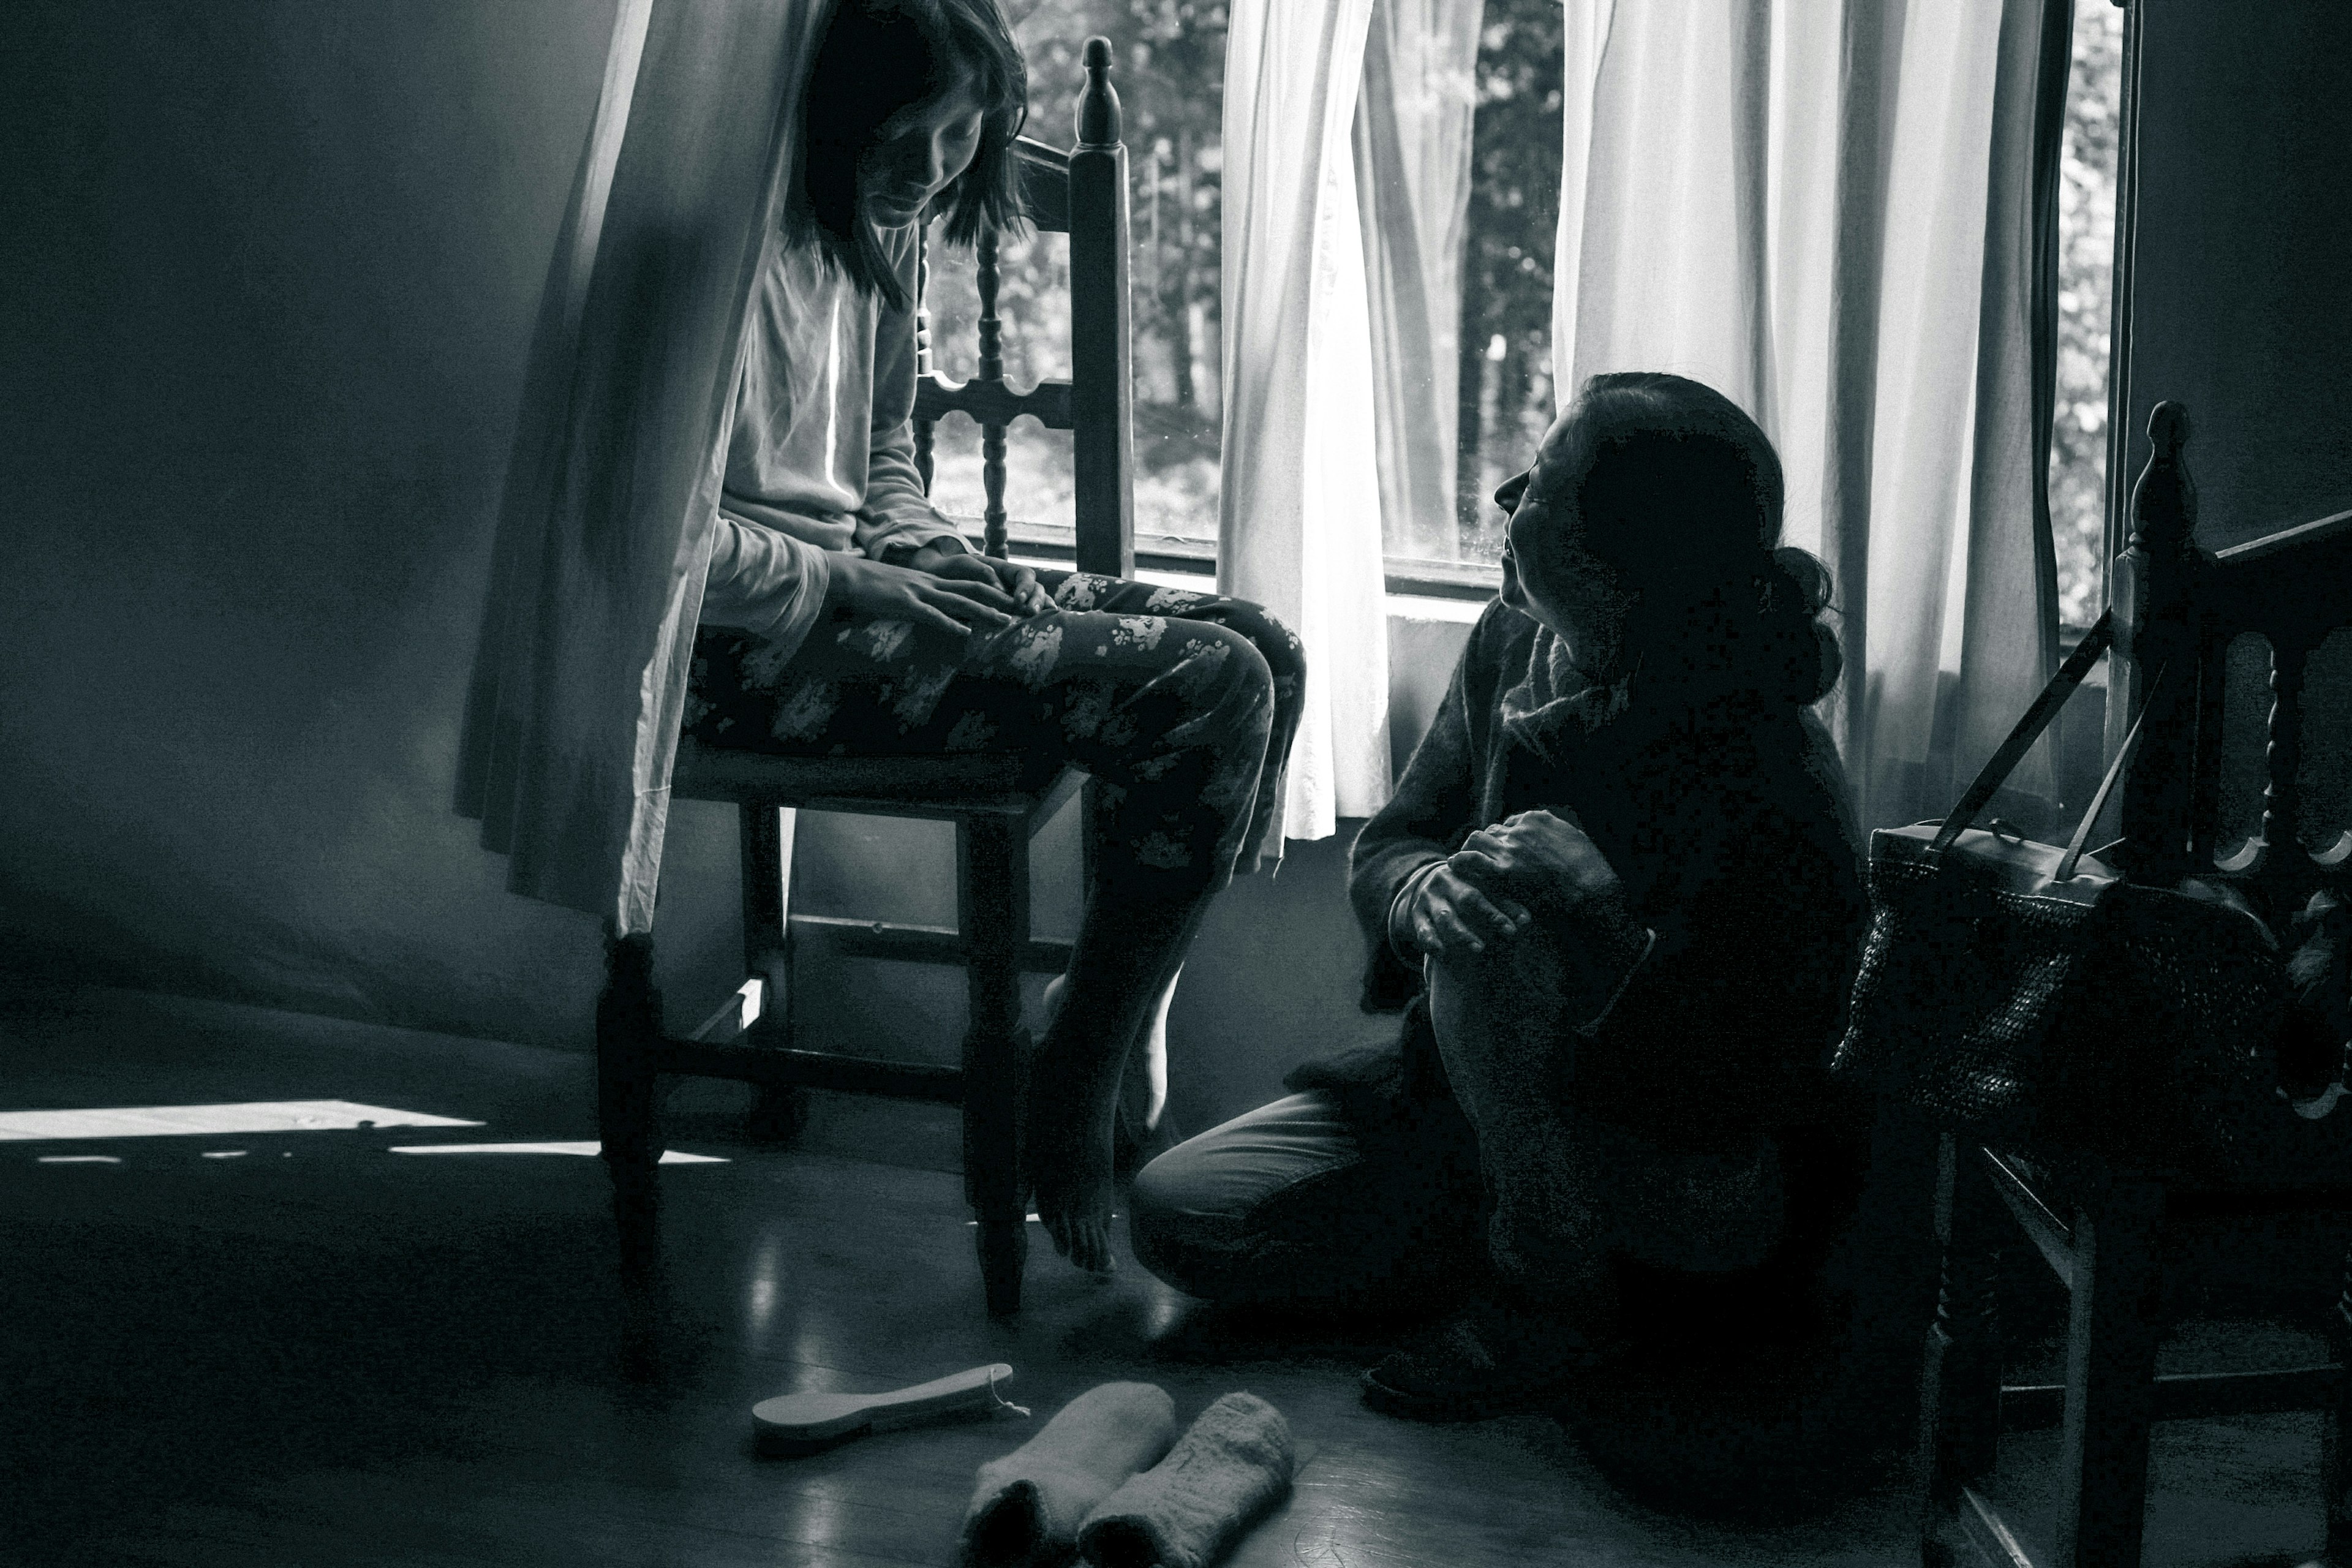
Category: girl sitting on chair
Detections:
[
  {"x1": 1129, "y1": 372, "x2": 1868, "y2": 1418},
  {"x1": 685, "y1": 0, "x2": 1303, "y2": 1278}
]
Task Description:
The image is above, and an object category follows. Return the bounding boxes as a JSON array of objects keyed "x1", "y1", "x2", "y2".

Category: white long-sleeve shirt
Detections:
[{"x1": 700, "y1": 221, "x2": 967, "y2": 657}]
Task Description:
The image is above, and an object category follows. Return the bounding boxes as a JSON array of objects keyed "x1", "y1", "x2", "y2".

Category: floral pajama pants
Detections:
[{"x1": 685, "y1": 571, "x2": 1305, "y2": 890}]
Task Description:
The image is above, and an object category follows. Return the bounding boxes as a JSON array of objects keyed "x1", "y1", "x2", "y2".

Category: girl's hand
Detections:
[
  {"x1": 826, "y1": 554, "x2": 1017, "y2": 636},
  {"x1": 1400, "y1": 863, "x2": 1532, "y2": 959},
  {"x1": 907, "y1": 542, "x2": 1054, "y2": 617}
]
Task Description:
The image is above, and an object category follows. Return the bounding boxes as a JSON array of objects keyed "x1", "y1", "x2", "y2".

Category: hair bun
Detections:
[{"x1": 1755, "y1": 546, "x2": 1842, "y2": 705}]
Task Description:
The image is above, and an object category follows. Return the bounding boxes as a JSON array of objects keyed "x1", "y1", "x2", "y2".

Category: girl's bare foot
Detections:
[
  {"x1": 1022, "y1": 1036, "x2": 1122, "y2": 1275},
  {"x1": 1021, "y1": 969, "x2": 1180, "y2": 1275}
]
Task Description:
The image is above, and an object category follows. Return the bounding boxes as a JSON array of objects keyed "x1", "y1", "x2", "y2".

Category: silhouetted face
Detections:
[
  {"x1": 858, "y1": 68, "x2": 989, "y2": 229},
  {"x1": 1496, "y1": 418, "x2": 1638, "y2": 676}
]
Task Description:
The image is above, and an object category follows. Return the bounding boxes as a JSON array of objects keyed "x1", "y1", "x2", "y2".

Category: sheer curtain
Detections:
[
  {"x1": 456, "y1": 0, "x2": 818, "y2": 932},
  {"x1": 1551, "y1": 0, "x2": 2070, "y2": 831},
  {"x1": 1218, "y1": 0, "x2": 1393, "y2": 841},
  {"x1": 1352, "y1": 0, "x2": 1485, "y2": 564}
]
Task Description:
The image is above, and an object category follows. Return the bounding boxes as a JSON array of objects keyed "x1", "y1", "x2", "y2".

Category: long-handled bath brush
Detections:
[{"x1": 753, "y1": 1364, "x2": 1028, "y2": 1452}]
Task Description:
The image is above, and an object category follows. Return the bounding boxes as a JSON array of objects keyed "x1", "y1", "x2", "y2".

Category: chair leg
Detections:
[
  {"x1": 598, "y1": 932, "x2": 665, "y2": 1306},
  {"x1": 597, "y1": 932, "x2": 665, "y2": 1172},
  {"x1": 739, "y1": 802, "x2": 806, "y2": 1141},
  {"x1": 1920, "y1": 1135, "x2": 2007, "y2": 1568},
  {"x1": 2325, "y1": 1243, "x2": 2352, "y2": 1566},
  {"x1": 959, "y1": 816, "x2": 1028, "y2": 1317},
  {"x1": 2054, "y1": 1174, "x2": 2165, "y2": 1568}
]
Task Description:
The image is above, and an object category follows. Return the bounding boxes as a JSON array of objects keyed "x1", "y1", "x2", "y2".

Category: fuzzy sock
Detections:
[
  {"x1": 962, "y1": 1382, "x2": 1178, "y2": 1567},
  {"x1": 1423, "y1": 935, "x2": 1618, "y2": 1306},
  {"x1": 1075, "y1": 1392, "x2": 1295, "y2": 1568}
]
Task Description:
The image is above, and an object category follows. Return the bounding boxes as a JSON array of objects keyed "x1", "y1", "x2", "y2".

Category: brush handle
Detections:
[{"x1": 861, "y1": 1363, "x2": 1017, "y2": 1431}]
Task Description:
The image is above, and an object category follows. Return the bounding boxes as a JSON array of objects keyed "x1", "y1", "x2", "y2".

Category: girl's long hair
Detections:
[
  {"x1": 1549, "y1": 371, "x2": 1842, "y2": 707},
  {"x1": 790, "y1": 0, "x2": 1028, "y2": 309}
]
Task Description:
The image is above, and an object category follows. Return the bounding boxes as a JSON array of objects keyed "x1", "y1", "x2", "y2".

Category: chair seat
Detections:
[{"x1": 673, "y1": 737, "x2": 1068, "y2": 819}]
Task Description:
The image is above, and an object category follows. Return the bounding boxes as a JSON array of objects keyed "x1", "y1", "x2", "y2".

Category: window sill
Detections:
[{"x1": 971, "y1": 521, "x2": 1502, "y2": 607}]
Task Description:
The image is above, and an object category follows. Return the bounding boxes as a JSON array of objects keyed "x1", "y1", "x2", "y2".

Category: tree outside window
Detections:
[
  {"x1": 2052, "y1": 1, "x2": 2123, "y2": 630},
  {"x1": 924, "y1": 1, "x2": 1227, "y2": 556}
]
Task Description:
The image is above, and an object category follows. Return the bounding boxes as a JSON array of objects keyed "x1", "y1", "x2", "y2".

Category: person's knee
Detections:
[
  {"x1": 1425, "y1": 928, "x2": 1574, "y2": 1013},
  {"x1": 1126, "y1": 1148, "x2": 1215, "y2": 1287},
  {"x1": 1170, "y1": 625, "x2": 1275, "y2": 740},
  {"x1": 1226, "y1": 605, "x2": 1306, "y2": 694}
]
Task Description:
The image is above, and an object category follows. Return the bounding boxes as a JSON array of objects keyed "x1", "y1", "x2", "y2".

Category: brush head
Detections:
[{"x1": 751, "y1": 1389, "x2": 881, "y2": 1444}]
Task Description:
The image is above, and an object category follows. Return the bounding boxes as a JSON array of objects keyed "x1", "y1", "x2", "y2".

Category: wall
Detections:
[
  {"x1": 2116, "y1": 0, "x2": 2352, "y2": 552},
  {"x1": 2115, "y1": 0, "x2": 2352, "y2": 845},
  {"x1": 1, "y1": 1, "x2": 624, "y2": 1048},
  {"x1": 0, "y1": 0, "x2": 1474, "y2": 1121}
]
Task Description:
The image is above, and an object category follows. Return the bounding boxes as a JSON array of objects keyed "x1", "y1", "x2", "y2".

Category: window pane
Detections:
[
  {"x1": 923, "y1": 8, "x2": 1227, "y2": 553},
  {"x1": 922, "y1": 228, "x2": 1079, "y2": 532},
  {"x1": 2051, "y1": 2, "x2": 2124, "y2": 628},
  {"x1": 1430, "y1": 0, "x2": 1562, "y2": 568}
]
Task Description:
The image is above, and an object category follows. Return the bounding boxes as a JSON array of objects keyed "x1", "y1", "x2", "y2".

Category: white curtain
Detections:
[
  {"x1": 1353, "y1": 0, "x2": 1486, "y2": 563},
  {"x1": 1552, "y1": 0, "x2": 2064, "y2": 831},
  {"x1": 455, "y1": 0, "x2": 822, "y2": 932},
  {"x1": 1218, "y1": 0, "x2": 1393, "y2": 842}
]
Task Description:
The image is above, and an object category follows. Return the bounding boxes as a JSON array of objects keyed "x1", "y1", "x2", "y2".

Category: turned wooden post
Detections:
[
  {"x1": 2054, "y1": 1175, "x2": 2166, "y2": 1568},
  {"x1": 1920, "y1": 1137, "x2": 2006, "y2": 1566},
  {"x1": 597, "y1": 932, "x2": 663, "y2": 1172},
  {"x1": 1069, "y1": 36, "x2": 1135, "y2": 578},
  {"x1": 2109, "y1": 401, "x2": 2201, "y2": 881},
  {"x1": 959, "y1": 817, "x2": 1029, "y2": 1316},
  {"x1": 597, "y1": 930, "x2": 665, "y2": 1302},
  {"x1": 913, "y1": 222, "x2": 935, "y2": 493},
  {"x1": 976, "y1": 229, "x2": 1009, "y2": 558}
]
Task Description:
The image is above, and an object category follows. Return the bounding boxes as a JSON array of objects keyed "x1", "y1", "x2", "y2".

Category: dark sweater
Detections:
[{"x1": 1291, "y1": 600, "x2": 1869, "y2": 1156}]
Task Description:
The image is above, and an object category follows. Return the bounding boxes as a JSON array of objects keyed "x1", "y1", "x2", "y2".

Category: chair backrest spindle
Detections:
[
  {"x1": 2261, "y1": 635, "x2": 2310, "y2": 876},
  {"x1": 976, "y1": 230, "x2": 1009, "y2": 557},
  {"x1": 908, "y1": 37, "x2": 1134, "y2": 576},
  {"x1": 913, "y1": 225, "x2": 935, "y2": 493}
]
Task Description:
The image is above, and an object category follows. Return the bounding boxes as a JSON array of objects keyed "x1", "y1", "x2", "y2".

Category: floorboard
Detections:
[{"x1": 1, "y1": 979, "x2": 2336, "y2": 1567}]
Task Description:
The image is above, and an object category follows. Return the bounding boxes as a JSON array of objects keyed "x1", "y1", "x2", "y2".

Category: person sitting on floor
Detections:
[
  {"x1": 687, "y1": 0, "x2": 1304, "y2": 1276},
  {"x1": 1126, "y1": 371, "x2": 1869, "y2": 1419}
]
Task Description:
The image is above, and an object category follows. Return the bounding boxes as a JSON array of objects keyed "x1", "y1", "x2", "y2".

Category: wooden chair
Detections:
[
  {"x1": 595, "y1": 39, "x2": 1134, "y2": 1320},
  {"x1": 1918, "y1": 402, "x2": 2352, "y2": 1567}
]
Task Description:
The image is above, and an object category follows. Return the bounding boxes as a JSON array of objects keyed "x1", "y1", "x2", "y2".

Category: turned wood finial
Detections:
[
  {"x1": 2129, "y1": 399, "x2": 2196, "y2": 556},
  {"x1": 1079, "y1": 37, "x2": 1121, "y2": 148}
]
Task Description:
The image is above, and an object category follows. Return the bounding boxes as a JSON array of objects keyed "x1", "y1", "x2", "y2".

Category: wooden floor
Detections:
[{"x1": 0, "y1": 979, "x2": 2337, "y2": 1567}]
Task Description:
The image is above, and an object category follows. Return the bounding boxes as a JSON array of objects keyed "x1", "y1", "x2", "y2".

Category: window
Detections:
[
  {"x1": 927, "y1": 0, "x2": 2117, "y2": 612},
  {"x1": 922, "y1": 4, "x2": 1226, "y2": 570},
  {"x1": 1444, "y1": 0, "x2": 1561, "y2": 570},
  {"x1": 924, "y1": 0, "x2": 1544, "y2": 586},
  {"x1": 2051, "y1": 2, "x2": 2124, "y2": 630}
]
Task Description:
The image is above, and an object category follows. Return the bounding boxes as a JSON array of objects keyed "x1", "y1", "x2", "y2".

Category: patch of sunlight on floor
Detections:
[
  {"x1": 386, "y1": 1141, "x2": 726, "y2": 1165},
  {"x1": 0, "y1": 1101, "x2": 484, "y2": 1141}
]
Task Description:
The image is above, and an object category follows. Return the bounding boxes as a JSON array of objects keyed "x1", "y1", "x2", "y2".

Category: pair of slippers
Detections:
[{"x1": 960, "y1": 1383, "x2": 1295, "y2": 1567}]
